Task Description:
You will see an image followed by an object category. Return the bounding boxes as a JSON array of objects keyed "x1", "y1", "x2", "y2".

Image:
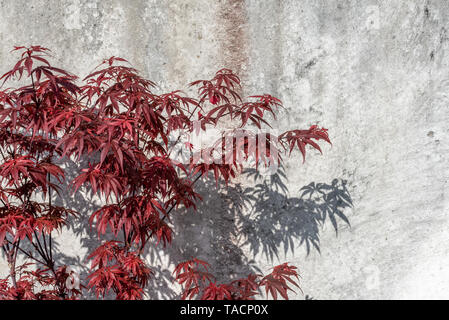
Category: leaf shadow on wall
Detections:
[
  {"x1": 43, "y1": 158, "x2": 352, "y2": 299},
  {"x1": 144, "y1": 167, "x2": 353, "y2": 298},
  {"x1": 239, "y1": 168, "x2": 352, "y2": 259},
  {"x1": 50, "y1": 156, "x2": 126, "y2": 299}
]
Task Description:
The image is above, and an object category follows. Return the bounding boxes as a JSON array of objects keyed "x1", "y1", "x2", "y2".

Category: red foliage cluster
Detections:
[
  {"x1": 0, "y1": 46, "x2": 330, "y2": 300},
  {"x1": 173, "y1": 259, "x2": 300, "y2": 300}
]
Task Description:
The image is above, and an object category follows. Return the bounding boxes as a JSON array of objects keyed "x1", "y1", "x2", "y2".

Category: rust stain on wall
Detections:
[{"x1": 217, "y1": 0, "x2": 249, "y2": 81}]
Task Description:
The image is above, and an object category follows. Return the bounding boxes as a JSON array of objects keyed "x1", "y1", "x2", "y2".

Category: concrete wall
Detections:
[{"x1": 1, "y1": 0, "x2": 449, "y2": 299}]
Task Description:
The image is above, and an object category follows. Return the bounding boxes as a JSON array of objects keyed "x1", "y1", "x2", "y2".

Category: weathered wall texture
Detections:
[{"x1": 1, "y1": 0, "x2": 449, "y2": 299}]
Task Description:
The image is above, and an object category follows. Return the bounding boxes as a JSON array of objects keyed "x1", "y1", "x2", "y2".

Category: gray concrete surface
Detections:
[{"x1": 1, "y1": 0, "x2": 449, "y2": 299}]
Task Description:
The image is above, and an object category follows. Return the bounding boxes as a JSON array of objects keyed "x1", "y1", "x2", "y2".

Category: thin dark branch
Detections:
[{"x1": 5, "y1": 239, "x2": 46, "y2": 266}]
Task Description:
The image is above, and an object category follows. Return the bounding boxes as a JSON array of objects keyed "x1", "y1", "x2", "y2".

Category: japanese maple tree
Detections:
[{"x1": 0, "y1": 46, "x2": 330, "y2": 300}]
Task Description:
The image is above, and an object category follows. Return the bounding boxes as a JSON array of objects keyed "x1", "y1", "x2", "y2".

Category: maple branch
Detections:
[
  {"x1": 139, "y1": 173, "x2": 202, "y2": 256},
  {"x1": 49, "y1": 233, "x2": 53, "y2": 261},
  {"x1": 12, "y1": 239, "x2": 20, "y2": 263},
  {"x1": 47, "y1": 171, "x2": 53, "y2": 261},
  {"x1": 29, "y1": 62, "x2": 42, "y2": 112},
  {"x1": 167, "y1": 103, "x2": 201, "y2": 157},
  {"x1": 32, "y1": 231, "x2": 52, "y2": 264},
  {"x1": 5, "y1": 240, "x2": 46, "y2": 266},
  {"x1": 2, "y1": 242, "x2": 17, "y2": 288}
]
